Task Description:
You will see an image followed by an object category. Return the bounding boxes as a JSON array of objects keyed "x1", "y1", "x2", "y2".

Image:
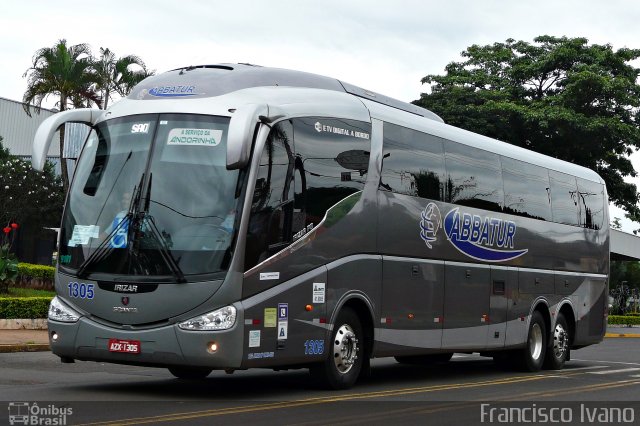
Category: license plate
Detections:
[{"x1": 108, "y1": 339, "x2": 141, "y2": 354}]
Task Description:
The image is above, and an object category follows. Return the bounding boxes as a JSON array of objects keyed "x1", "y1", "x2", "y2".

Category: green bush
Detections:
[
  {"x1": 608, "y1": 315, "x2": 640, "y2": 326},
  {"x1": 0, "y1": 297, "x2": 52, "y2": 319},
  {"x1": 7, "y1": 287, "x2": 55, "y2": 297},
  {"x1": 17, "y1": 263, "x2": 55, "y2": 280}
]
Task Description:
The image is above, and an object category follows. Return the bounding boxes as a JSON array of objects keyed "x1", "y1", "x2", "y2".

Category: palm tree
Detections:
[
  {"x1": 94, "y1": 47, "x2": 153, "y2": 109},
  {"x1": 23, "y1": 39, "x2": 101, "y2": 194}
]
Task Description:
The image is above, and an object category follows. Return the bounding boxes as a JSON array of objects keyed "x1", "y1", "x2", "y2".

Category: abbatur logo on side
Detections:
[{"x1": 419, "y1": 205, "x2": 528, "y2": 262}]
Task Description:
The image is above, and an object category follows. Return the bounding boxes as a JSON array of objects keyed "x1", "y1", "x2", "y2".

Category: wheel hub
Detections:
[
  {"x1": 553, "y1": 323, "x2": 568, "y2": 359},
  {"x1": 529, "y1": 323, "x2": 543, "y2": 361},
  {"x1": 333, "y1": 324, "x2": 359, "y2": 374}
]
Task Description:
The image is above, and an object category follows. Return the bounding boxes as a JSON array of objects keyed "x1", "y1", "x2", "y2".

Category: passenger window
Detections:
[
  {"x1": 549, "y1": 171, "x2": 579, "y2": 226},
  {"x1": 577, "y1": 178, "x2": 605, "y2": 230},
  {"x1": 292, "y1": 117, "x2": 371, "y2": 234},
  {"x1": 444, "y1": 141, "x2": 503, "y2": 212},
  {"x1": 380, "y1": 123, "x2": 445, "y2": 201},
  {"x1": 245, "y1": 121, "x2": 295, "y2": 270},
  {"x1": 501, "y1": 157, "x2": 552, "y2": 221}
]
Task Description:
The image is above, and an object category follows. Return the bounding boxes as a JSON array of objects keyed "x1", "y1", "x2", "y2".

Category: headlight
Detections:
[
  {"x1": 178, "y1": 306, "x2": 237, "y2": 331},
  {"x1": 48, "y1": 297, "x2": 80, "y2": 323}
]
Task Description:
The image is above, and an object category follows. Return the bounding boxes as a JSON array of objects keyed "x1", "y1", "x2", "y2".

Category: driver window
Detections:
[{"x1": 245, "y1": 121, "x2": 294, "y2": 270}]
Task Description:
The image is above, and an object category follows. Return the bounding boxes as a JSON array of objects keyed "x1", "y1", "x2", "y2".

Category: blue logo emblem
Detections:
[
  {"x1": 148, "y1": 85, "x2": 197, "y2": 97},
  {"x1": 419, "y1": 202, "x2": 442, "y2": 249},
  {"x1": 443, "y1": 208, "x2": 528, "y2": 262}
]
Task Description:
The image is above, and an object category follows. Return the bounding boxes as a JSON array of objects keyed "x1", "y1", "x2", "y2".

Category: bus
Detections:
[{"x1": 33, "y1": 64, "x2": 609, "y2": 389}]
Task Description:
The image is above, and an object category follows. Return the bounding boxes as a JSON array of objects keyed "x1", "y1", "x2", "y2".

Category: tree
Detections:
[
  {"x1": 22, "y1": 39, "x2": 101, "y2": 195},
  {"x1": 414, "y1": 36, "x2": 640, "y2": 228},
  {"x1": 611, "y1": 261, "x2": 640, "y2": 291},
  {"x1": 0, "y1": 137, "x2": 65, "y2": 231},
  {"x1": 93, "y1": 47, "x2": 153, "y2": 109}
]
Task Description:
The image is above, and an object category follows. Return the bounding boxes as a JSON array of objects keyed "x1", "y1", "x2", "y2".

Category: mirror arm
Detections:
[
  {"x1": 32, "y1": 108, "x2": 102, "y2": 171},
  {"x1": 227, "y1": 104, "x2": 287, "y2": 170}
]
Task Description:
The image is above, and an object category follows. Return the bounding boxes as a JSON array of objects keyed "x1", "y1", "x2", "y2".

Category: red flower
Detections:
[
  {"x1": 2, "y1": 227, "x2": 10, "y2": 234},
  {"x1": 10, "y1": 223, "x2": 18, "y2": 229}
]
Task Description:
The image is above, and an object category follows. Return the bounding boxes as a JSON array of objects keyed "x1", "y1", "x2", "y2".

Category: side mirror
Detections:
[
  {"x1": 32, "y1": 108, "x2": 102, "y2": 171},
  {"x1": 226, "y1": 104, "x2": 269, "y2": 170}
]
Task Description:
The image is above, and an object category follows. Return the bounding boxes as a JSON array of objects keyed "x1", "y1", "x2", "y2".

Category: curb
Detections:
[
  {"x1": 0, "y1": 344, "x2": 50, "y2": 353},
  {"x1": 0, "y1": 319, "x2": 48, "y2": 330},
  {"x1": 604, "y1": 333, "x2": 640, "y2": 338}
]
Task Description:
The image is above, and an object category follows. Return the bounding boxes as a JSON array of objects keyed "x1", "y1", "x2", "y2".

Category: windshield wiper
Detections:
[
  {"x1": 76, "y1": 175, "x2": 144, "y2": 278},
  {"x1": 133, "y1": 173, "x2": 186, "y2": 283},
  {"x1": 139, "y1": 213, "x2": 187, "y2": 283}
]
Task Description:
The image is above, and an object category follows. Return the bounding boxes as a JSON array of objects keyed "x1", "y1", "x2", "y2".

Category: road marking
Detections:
[
  {"x1": 562, "y1": 365, "x2": 608, "y2": 371},
  {"x1": 78, "y1": 368, "x2": 618, "y2": 426},
  {"x1": 77, "y1": 374, "x2": 558, "y2": 426},
  {"x1": 572, "y1": 358, "x2": 640, "y2": 366},
  {"x1": 588, "y1": 367, "x2": 640, "y2": 375},
  {"x1": 484, "y1": 378, "x2": 640, "y2": 401},
  {"x1": 312, "y1": 379, "x2": 640, "y2": 426}
]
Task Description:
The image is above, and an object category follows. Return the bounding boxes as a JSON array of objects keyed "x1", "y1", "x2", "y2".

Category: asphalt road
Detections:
[{"x1": 1, "y1": 338, "x2": 640, "y2": 425}]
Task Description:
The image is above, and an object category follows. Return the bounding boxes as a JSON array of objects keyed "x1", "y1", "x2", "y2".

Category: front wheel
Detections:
[
  {"x1": 544, "y1": 312, "x2": 570, "y2": 370},
  {"x1": 310, "y1": 307, "x2": 364, "y2": 389},
  {"x1": 168, "y1": 366, "x2": 212, "y2": 380}
]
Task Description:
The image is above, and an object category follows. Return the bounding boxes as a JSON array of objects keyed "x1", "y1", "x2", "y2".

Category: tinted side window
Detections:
[
  {"x1": 380, "y1": 123, "x2": 445, "y2": 201},
  {"x1": 444, "y1": 141, "x2": 504, "y2": 212},
  {"x1": 245, "y1": 121, "x2": 295, "y2": 270},
  {"x1": 502, "y1": 157, "x2": 552, "y2": 221},
  {"x1": 549, "y1": 170, "x2": 579, "y2": 226},
  {"x1": 293, "y1": 117, "x2": 371, "y2": 234},
  {"x1": 577, "y1": 178, "x2": 605, "y2": 230}
]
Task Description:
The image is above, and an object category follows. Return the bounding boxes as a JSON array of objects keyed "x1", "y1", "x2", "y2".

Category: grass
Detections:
[{"x1": 3, "y1": 287, "x2": 56, "y2": 298}]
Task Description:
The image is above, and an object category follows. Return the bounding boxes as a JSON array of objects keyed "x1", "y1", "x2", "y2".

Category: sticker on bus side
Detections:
[
  {"x1": 312, "y1": 283, "x2": 326, "y2": 303},
  {"x1": 249, "y1": 330, "x2": 261, "y2": 348},
  {"x1": 314, "y1": 121, "x2": 370, "y2": 140},
  {"x1": 260, "y1": 272, "x2": 280, "y2": 280},
  {"x1": 247, "y1": 351, "x2": 274, "y2": 360},
  {"x1": 277, "y1": 322, "x2": 288, "y2": 340},
  {"x1": 264, "y1": 308, "x2": 277, "y2": 328},
  {"x1": 167, "y1": 128, "x2": 222, "y2": 146}
]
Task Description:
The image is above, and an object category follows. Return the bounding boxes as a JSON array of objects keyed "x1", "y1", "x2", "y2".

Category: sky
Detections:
[{"x1": 1, "y1": 0, "x2": 639, "y2": 231}]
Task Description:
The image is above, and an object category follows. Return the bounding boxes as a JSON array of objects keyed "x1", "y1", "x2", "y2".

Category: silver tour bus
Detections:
[{"x1": 33, "y1": 64, "x2": 609, "y2": 389}]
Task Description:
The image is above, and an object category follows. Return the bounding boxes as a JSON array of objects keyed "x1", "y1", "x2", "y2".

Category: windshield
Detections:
[{"x1": 59, "y1": 114, "x2": 240, "y2": 280}]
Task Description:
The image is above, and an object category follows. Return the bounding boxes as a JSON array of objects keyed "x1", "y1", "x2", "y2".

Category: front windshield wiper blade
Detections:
[
  {"x1": 129, "y1": 171, "x2": 185, "y2": 283},
  {"x1": 76, "y1": 175, "x2": 144, "y2": 278},
  {"x1": 141, "y1": 214, "x2": 187, "y2": 283}
]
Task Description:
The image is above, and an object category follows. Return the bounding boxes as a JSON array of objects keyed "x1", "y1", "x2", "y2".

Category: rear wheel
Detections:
[
  {"x1": 517, "y1": 310, "x2": 547, "y2": 372},
  {"x1": 544, "y1": 312, "x2": 570, "y2": 370},
  {"x1": 395, "y1": 353, "x2": 453, "y2": 365},
  {"x1": 310, "y1": 307, "x2": 364, "y2": 389},
  {"x1": 168, "y1": 366, "x2": 212, "y2": 380}
]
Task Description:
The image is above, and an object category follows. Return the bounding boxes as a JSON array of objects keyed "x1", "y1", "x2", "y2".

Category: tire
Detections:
[
  {"x1": 395, "y1": 353, "x2": 453, "y2": 365},
  {"x1": 310, "y1": 307, "x2": 364, "y2": 389},
  {"x1": 517, "y1": 310, "x2": 547, "y2": 372},
  {"x1": 168, "y1": 366, "x2": 212, "y2": 380},
  {"x1": 543, "y1": 312, "x2": 570, "y2": 370}
]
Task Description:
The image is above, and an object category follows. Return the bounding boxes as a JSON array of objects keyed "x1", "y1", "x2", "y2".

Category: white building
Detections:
[
  {"x1": 0, "y1": 97, "x2": 59, "y2": 161},
  {"x1": 0, "y1": 96, "x2": 88, "y2": 175}
]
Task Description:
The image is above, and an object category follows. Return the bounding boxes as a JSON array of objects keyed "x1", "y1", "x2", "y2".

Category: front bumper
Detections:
[{"x1": 47, "y1": 311, "x2": 245, "y2": 369}]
